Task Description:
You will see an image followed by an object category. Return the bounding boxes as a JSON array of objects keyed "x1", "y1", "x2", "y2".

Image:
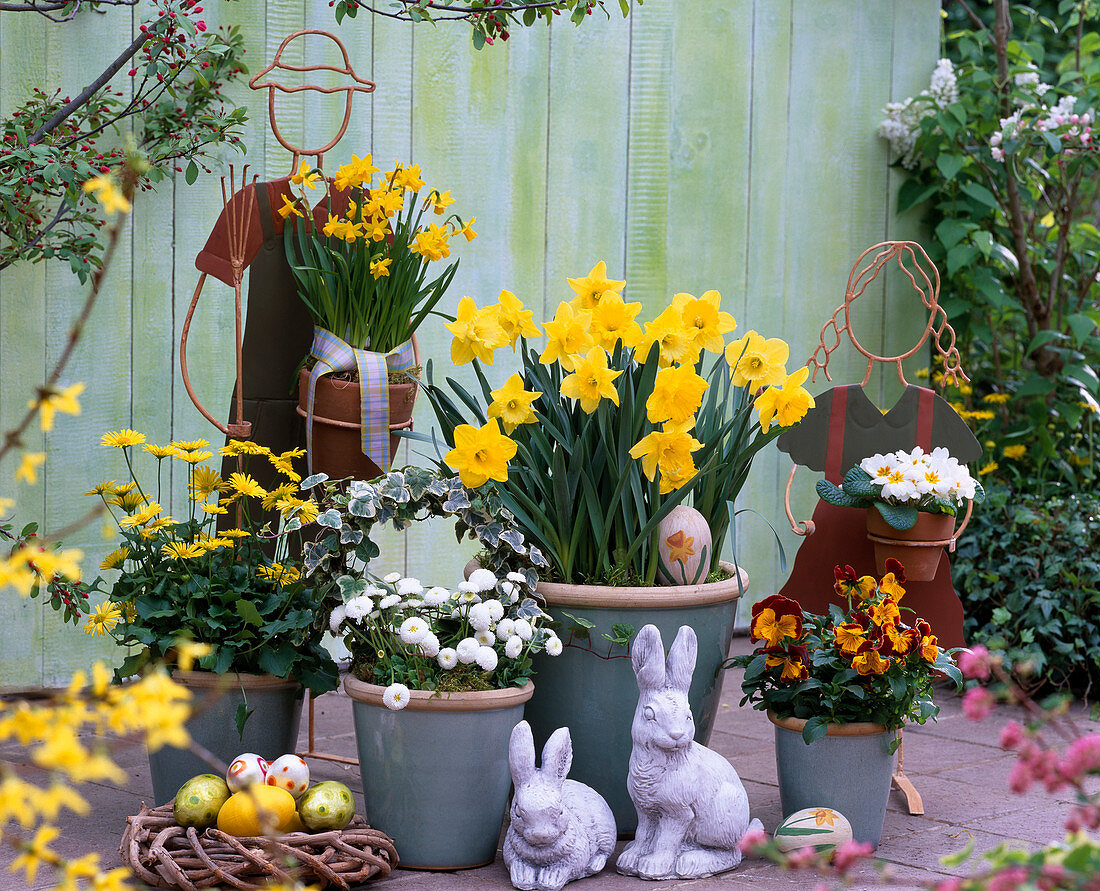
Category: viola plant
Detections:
[
  {"x1": 417, "y1": 263, "x2": 815, "y2": 585},
  {"x1": 75, "y1": 431, "x2": 339, "y2": 695},
  {"x1": 728, "y1": 560, "x2": 962, "y2": 744},
  {"x1": 817, "y1": 446, "x2": 984, "y2": 530},
  {"x1": 283, "y1": 155, "x2": 474, "y2": 358}
]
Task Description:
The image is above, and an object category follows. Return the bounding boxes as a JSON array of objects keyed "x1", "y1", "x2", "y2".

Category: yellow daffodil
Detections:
[
  {"x1": 458, "y1": 216, "x2": 477, "y2": 241},
  {"x1": 334, "y1": 154, "x2": 379, "y2": 191},
  {"x1": 754, "y1": 365, "x2": 816, "y2": 430},
  {"x1": 30, "y1": 382, "x2": 84, "y2": 432},
  {"x1": 392, "y1": 161, "x2": 425, "y2": 192},
  {"x1": 429, "y1": 188, "x2": 455, "y2": 214},
  {"x1": 487, "y1": 374, "x2": 542, "y2": 433},
  {"x1": 277, "y1": 194, "x2": 304, "y2": 219},
  {"x1": 83, "y1": 600, "x2": 122, "y2": 637},
  {"x1": 370, "y1": 257, "x2": 392, "y2": 279},
  {"x1": 446, "y1": 297, "x2": 508, "y2": 365},
  {"x1": 726, "y1": 330, "x2": 789, "y2": 388},
  {"x1": 628, "y1": 421, "x2": 702, "y2": 494},
  {"x1": 540, "y1": 302, "x2": 595, "y2": 372},
  {"x1": 637, "y1": 305, "x2": 700, "y2": 368},
  {"x1": 82, "y1": 175, "x2": 131, "y2": 215},
  {"x1": 674, "y1": 290, "x2": 736, "y2": 353},
  {"x1": 567, "y1": 261, "x2": 626, "y2": 311},
  {"x1": 647, "y1": 363, "x2": 708, "y2": 425},
  {"x1": 410, "y1": 223, "x2": 452, "y2": 261},
  {"x1": 15, "y1": 452, "x2": 45, "y2": 485},
  {"x1": 560, "y1": 348, "x2": 622, "y2": 414},
  {"x1": 590, "y1": 292, "x2": 643, "y2": 351},
  {"x1": 496, "y1": 290, "x2": 541, "y2": 348},
  {"x1": 444, "y1": 420, "x2": 518, "y2": 489},
  {"x1": 101, "y1": 429, "x2": 145, "y2": 448},
  {"x1": 290, "y1": 161, "x2": 321, "y2": 190}
]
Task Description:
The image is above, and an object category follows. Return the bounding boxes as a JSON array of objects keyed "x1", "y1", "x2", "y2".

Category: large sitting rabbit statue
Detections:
[
  {"x1": 616, "y1": 624, "x2": 762, "y2": 880},
  {"x1": 503, "y1": 721, "x2": 617, "y2": 891}
]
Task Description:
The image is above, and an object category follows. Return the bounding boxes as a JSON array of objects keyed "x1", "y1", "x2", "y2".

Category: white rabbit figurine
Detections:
[
  {"x1": 503, "y1": 721, "x2": 617, "y2": 891},
  {"x1": 616, "y1": 624, "x2": 763, "y2": 880}
]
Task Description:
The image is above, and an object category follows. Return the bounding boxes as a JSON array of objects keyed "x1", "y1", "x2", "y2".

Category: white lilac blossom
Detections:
[
  {"x1": 878, "y1": 58, "x2": 958, "y2": 169},
  {"x1": 475, "y1": 645, "x2": 499, "y2": 672},
  {"x1": 437, "y1": 648, "x2": 459, "y2": 669},
  {"x1": 468, "y1": 568, "x2": 498, "y2": 592},
  {"x1": 456, "y1": 637, "x2": 481, "y2": 664},
  {"x1": 382, "y1": 683, "x2": 411, "y2": 710}
]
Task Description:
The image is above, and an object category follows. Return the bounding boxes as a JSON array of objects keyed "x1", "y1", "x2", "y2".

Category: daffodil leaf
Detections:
[{"x1": 234, "y1": 703, "x2": 254, "y2": 740}]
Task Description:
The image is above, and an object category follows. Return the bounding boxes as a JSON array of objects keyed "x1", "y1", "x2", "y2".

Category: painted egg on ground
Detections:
[
  {"x1": 773, "y1": 807, "x2": 854, "y2": 853},
  {"x1": 226, "y1": 753, "x2": 268, "y2": 793},
  {"x1": 656, "y1": 505, "x2": 712, "y2": 586},
  {"x1": 265, "y1": 754, "x2": 310, "y2": 799},
  {"x1": 172, "y1": 774, "x2": 230, "y2": 829},
  {"x1": 298, "y1": 780, "x2": 355, "y2": 831}
]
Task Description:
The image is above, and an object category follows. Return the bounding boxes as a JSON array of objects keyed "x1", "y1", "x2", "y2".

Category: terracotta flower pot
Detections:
[
  {"x1": 866, "y1": 509, "x2": 956, "y2": 581},
  {"x1": 343, "y1": 677, "x2": 533, "y2": 870},
  {"x1": 297, "y1": 367, "x2": 417, "y2": 481}
]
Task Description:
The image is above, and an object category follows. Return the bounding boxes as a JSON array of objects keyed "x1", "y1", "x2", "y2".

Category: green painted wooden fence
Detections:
[{"x1": 0, "y1": 0, "x2": 939, "y2": 687}]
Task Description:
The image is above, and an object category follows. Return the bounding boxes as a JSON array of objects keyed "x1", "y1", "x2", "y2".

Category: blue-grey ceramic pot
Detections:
[
  {"x1": 770, "y1": 712, "x2": 898, "y2": 846},
  {"x1": 147, "y1": 671, "x2": 304, "y2": 805},
  {"x1": 345, "y1": 676, "x2": 533, "y2": 870},
  {"x1": 523, "y1": 563, "x2": 746, "y2": 835}
]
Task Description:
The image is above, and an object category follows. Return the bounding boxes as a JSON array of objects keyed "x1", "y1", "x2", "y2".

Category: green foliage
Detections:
[
  {"x1": 953, "y1": 484, "x2": 1100, "y2": 695},
  {"x1": 333, "y1": 0, "x2": 642, "y2": 48},
  {"x1": 0, "y1": 1, "x2": 248, "y2": 282},
  {"x1": 879, "y1": 2, "x2": 1100, "y2": 492}
]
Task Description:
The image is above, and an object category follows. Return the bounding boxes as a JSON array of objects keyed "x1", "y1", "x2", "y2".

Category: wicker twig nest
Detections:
[{"x1": 120, "y1": 803, "x2": 397, "y2": 890}]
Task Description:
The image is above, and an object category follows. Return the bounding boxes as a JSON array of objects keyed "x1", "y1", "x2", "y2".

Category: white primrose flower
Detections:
[
  {"x1": 860, "y1": 453, "x2": 895, "y2": 483},
  {"x1": 475, "y1": 629, "x2": 496, "y2": 647},
  {"x1": 484, "y1": 600, "x2": 505, "y2": 623},
  {"x1": 496, "y1": 618, "x2": 516, "y2": 641},
  {"x1": 468, "y1": 568, "x2": 498, "y2": 592},
  {"x1": 397, "y1": 577, "x2": 424, "y2": 597},
  {"x1": 423, "y1": 586, "x2": 450, "y2": 606},
  {"x1": 419, "y1": 632, "x2": 441, "y2": 658},
  {"x1": 456, "y1": 637, "x2": 481, "y2": 664},
  {"x1": 378, "y1": 594, "x2": 401, "y2": 610},
  {"x1": 437, "y1": 648, "x2": 459, "y2": 669},
  {"x1": 328, "y1": 604, "x2": 347, "y2": 634},
  {"x1": 504, "y1": 635, "x2": 524, "y2": 659},
  {"x1": 467, "y1": 602, "x2": 493, "y2": 632},
  {"x1": 399, "y1": 616, "x2": 430, "y2": 645},
  {"x1": 475, "y1": 645, "x2": 499, "y2": 672},
  {"x1": 344, "y1": 595, "x2": 375, "y2": 622},
  {"x1": 514, "y1": 618, "x2": 534, "y2": 641},
  {"x1": 383, "y1": 572, "x2": 402, "y2": 583},
  {"x1": 382, "y1": 682, "x2": 411, "y2": 710},
  {"x1": 545, "y1": 634, "x2": 563, "y2": 657}
]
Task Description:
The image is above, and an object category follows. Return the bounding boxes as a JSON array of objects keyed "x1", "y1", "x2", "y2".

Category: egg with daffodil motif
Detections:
[
  {"x1": 656, "y1": 505, "x2": 712, "y2": 586},
  {"x1": 773, "y1": 807, "x2": 853, "y2": 853},
  {"x1": 226, "y1": 753, "x2": 268, "y2": 793},
  {"x1": 265, "y1": 754, "x2": 310, "y2": 799}
]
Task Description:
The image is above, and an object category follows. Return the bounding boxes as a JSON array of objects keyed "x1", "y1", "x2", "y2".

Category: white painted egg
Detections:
[
  {"x1": 656, "y1": 505, "x2": 712, "y2": 586},
  {"x1": 773, "y1": 807, "x2": 853, "y2": 853},
  {"x1": 226, "y1": 753, "x2": 268, "y2": 792},
  {"x1": 265, "y1": 753, "x2": 310, "y2": 799}
]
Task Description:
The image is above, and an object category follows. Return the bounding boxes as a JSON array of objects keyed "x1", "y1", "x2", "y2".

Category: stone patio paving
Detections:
[{"x1": 3, "y1": 636, "x2": 1095, "y2": 890}]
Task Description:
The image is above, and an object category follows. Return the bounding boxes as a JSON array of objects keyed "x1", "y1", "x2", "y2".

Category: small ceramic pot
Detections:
[
  {"x1": 866, "y1": 509, "x2": 956, "y2": 581},
  {"x1": 344, "y1": 677, "x2": 533, "y2": 870},
  {"x1": 769, "y1": 711, "x2": 897, "y2": 847}
]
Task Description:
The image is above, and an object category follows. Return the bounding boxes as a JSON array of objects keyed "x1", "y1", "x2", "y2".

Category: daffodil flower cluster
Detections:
[
  {"x1": 421, "y1": 262, "x2": 815, "y2": 584},
  {"x1": 67, "y1": 430, "x2": 339, "y2": 695},
  {"x1": 0, "y1": 662, "x2": 193, "y2": 889},
  {"x1": 730, "y1": 560, "x2": 962, "y2": 739},
  {"x1": 331, "y1": 568, "x2": 560, "y2": 703},
  {"x1": 818, "y1": 446, "x2": 985, "y2": 532},
  {"x1": 283, "y1": 155, "x2": 475, "y2": 355}
]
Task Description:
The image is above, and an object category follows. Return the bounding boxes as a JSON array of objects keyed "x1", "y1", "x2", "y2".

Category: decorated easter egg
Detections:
[
  {"x1": 656, "y1": 505, "x2": 712, "y2": 586},
  {"x1": 226, "y1": 753, "x2": 268, "y2": 793},
  {"x1": 172, "y1": 774, "x2": 231, "y2": 829},
  {"x1": 298, "y1": 781, "x2": 355, "y2": 831},
  {"x1": 265, "y1": 754, "x2": 310, "y2": 799},
  {"x1": 216, "y1": 786, "x2": 297, "y2": 837},
  {"x1": 773, "y1": 807, "x2": 854, "y2": 853}
]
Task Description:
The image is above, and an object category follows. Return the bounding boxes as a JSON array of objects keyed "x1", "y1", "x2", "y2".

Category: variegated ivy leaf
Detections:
[
  {"x1": 340, "y1": 524, "x2": 364, "y2": 545},
  {"x1": 336, "y1": 575, "x2": 369, "y2": 598},
  {"x1": 528, "y1": 546, "x2": 548, "y2": 568},
  {"x1": 317, "y1": 509, "x2": 342, "y2": 529},
  {"x1": 348, "y1": 495, "x2": 377, "y2": 517},
  {"x1": 478, "y1": 522, "x2": 502, "y2": 547},
  {"x1": 303, "y1": 541, "x2": 329, "y2": 576},
  {"x1": 498, "y1": 528, "x2": 524, "y2": 553},
  {"x1": 300, "y1": 473, "x2": 329, "y2": 490},
  {"x1": 516, "y1": 598, "x2": 543, "y2": 619},
  {"x1": 285, "y1": 518, "x2": 302, "y2": 532}
]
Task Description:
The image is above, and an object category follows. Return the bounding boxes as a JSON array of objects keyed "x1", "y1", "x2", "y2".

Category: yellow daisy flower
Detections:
[{"x1": 101, "y1": 429, "x2": 145, "y2": 448}]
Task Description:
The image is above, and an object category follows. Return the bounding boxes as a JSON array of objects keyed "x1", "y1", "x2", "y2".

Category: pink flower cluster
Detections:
[{"x1": 999, "y1": 720, "x2": 1100, "y2": 830}]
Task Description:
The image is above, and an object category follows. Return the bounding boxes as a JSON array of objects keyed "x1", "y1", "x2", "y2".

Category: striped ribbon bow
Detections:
[{"x1": 303, "y1": 327, "x2": 417, "y2": 475}]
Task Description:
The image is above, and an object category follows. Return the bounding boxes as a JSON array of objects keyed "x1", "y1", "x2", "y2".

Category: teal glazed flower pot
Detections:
[
  {"x1": 523, "y1": 562, "x2": 746, "y2": 835},
  {"x1": 769, "y1": 711, "x2": 897, "y2": 847},
  {"x1": 345, "y1": 676, "x2": 534, "y2": 870},
  {"x1": 147, "y1": 671, "x2": 304, "y2": 805}
]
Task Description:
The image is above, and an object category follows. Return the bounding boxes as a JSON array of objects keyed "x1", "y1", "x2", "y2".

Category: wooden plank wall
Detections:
[{"x1": 0, "y1": 0, "x2": 940, "y2": 686}]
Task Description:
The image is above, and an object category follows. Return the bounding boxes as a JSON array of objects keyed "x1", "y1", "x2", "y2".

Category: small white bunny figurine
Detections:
[
  {"x1": 503, "y1": 721, "x2": 617, "y2": 891},
  {"x1": 616, "y1": 624, "x2": 762, "y2": 880}
]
